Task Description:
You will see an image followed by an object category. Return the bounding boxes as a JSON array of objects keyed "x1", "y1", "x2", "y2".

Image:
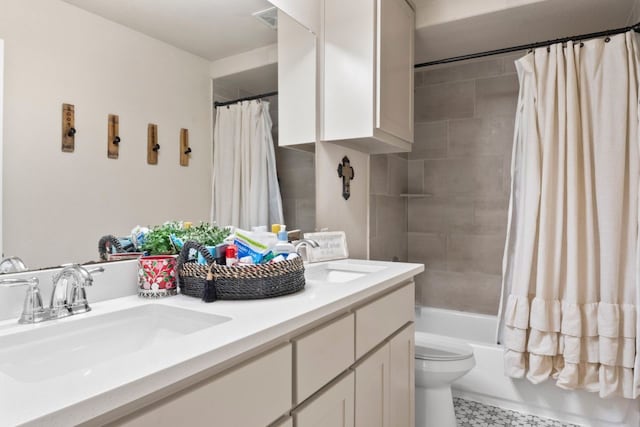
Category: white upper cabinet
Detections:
[
  {"x1": 322, "y1": 0, "x2": 415, "y2": 153},
  {"x1": 276, "y1": 0, "x2": 415, "y2": 153},
  {"x1": 277, "y1": 10, "x2": 317, "y2": 148}
]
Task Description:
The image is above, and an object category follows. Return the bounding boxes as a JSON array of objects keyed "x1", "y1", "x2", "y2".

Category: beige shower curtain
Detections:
[{"x1": 498, "y1": 31, "x2": 640, "y2": 399}]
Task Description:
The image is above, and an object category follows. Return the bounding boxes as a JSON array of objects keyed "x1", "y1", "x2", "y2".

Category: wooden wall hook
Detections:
[
  {"x1": 107, "y1": 114, "x2": 120, "y2": 159},
  {"x1": 61, "y1": 103, "x2": 76, "y2": 153},
  {"x1": 147, "y1": 124, "x2": 159, "y2": 165},
  {"x1": 180, "y1": 128, "x2": 190, "y2": 167}
]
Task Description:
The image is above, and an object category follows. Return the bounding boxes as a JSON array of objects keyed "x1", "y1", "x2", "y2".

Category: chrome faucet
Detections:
[
  {"x1": 293, "y1": 239, "x2": 320, "y2": 261},
  {"x1": 293, "y1": 238, "x2": 320, "y2": 251},
  {"x1": 0, "y1": 264, "x2": 104, "y2": 324},
  {"x1": 50, "y1": 264, "x2": 104, "y2": 318},
  {"x1": 0, "y1": 256, "x2": 28, "y2": 274}
]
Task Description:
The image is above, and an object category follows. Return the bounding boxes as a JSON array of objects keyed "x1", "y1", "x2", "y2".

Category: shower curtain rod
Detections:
[
  {"x1": 213, "y1": 90, "x2": 278, "y2": 108},
  {"x1": 415, "y1": 21, "x2": 640, "y2": 68}
]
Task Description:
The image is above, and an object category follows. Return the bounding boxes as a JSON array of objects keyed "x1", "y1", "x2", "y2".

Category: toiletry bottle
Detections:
[
  {"x1": 273, "y1": 225, "x2": 296, "y2": 256},
  {"x1": 225, "y1": 244, "x2": 238, "y2": 266}
]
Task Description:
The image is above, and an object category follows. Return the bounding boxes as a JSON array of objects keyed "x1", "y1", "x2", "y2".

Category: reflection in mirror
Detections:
[
  {"x1": 0, "y1": 37, "x2": 3, "y2": 264},
  {"x1": 212, "y1": 64, "x2": 316, "y2": 234},
  {"x1": 0, "y1": 257, "x2": 28, "y2": 274},
  {"x1": 1, "y1": 0, "x2": 314, "y2": 271}
]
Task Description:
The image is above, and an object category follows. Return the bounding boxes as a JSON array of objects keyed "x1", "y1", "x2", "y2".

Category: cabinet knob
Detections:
[
  {"x1": 67, "y1": 127, "x2": 77, "y2": 137},
  {"x1": 113, "y1": 136, "x2": 121, "y2": 145},
  {"x1": 152, "y1": 143, "x2": 160, "y2": 152}
]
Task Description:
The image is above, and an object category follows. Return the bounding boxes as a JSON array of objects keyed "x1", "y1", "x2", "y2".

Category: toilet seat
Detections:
[{"x1": 415, "y1": 332, "x2": 473, "y2": 361}]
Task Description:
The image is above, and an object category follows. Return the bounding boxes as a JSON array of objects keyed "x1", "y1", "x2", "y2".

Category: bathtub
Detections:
[{"x1": 415, "y1": 306, "x2": 640, "y2": 427}]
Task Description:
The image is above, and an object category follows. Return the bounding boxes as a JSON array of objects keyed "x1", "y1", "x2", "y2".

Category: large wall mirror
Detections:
[{"x1": 0, "y1": 0, "x2": 316, "y2": 272}]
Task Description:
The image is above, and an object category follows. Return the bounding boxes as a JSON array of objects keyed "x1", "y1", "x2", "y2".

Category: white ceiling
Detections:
[
  {"x1": 62, "y1": 0, "x2": 637, "y2": 69},
  {"x1": 415, "y1": 0, "x2": 637, "y2": 64},
  {"x1": 61, "y1": 0, "x2": 277, "y2": 61}
]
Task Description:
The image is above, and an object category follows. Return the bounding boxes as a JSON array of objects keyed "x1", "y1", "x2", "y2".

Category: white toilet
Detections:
[{"x1": 414, "y1": 332, "x2": 475, "y2": 427}]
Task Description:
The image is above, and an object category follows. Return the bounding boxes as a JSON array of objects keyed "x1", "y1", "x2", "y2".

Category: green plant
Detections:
[
  {"x1": 140, "y1": 221, "x2": 184, "y2": 255},
  {"x1": 140, "y1": 221, "x2": 230, "y2": 255},
  {"x1": 181, "y1": 222, "x2": 230, "y2": 246}
]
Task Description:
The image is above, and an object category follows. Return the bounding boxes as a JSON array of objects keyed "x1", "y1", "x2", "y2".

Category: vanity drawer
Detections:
[
  {"x1": 355, "y1": 281, "x2": 414, "y2": 359},
  {"x1": 294, "y1": 313, "x2": 355, "y2": 404},
  {"x1": 109, "y1": 343, "x2": 292, "y2": 427}
]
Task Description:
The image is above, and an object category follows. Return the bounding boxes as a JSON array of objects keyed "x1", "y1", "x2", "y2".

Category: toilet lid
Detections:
[{"x1": 415, "y1": 334, "x2": 474, "y2": 361}]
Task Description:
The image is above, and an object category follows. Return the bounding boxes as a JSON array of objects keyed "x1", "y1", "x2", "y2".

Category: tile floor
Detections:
[{"x1": 453, "y1": 397, "x2": 580, "y2": 427}]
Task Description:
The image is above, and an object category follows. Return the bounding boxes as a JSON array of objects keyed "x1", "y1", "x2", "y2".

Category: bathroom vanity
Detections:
[{"x1": 0, "y1": 259, "x2": 423, "y2": 427}]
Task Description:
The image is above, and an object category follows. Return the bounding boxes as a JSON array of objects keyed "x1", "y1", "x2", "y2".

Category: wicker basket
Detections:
[{"x1": 177, "y1": 241, "x2": 305, "y2": 300}]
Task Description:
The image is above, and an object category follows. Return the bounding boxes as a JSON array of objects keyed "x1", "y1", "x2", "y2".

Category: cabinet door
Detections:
[
  {"x1": 389, "y1": 323, "x2": 415, "y2": 427},
  {"x1": 354, "y1": 344, "x2": 390, "y2": 427},
  {"x1": 278, "y1": 10, "x2": 316, "y2": 147},
  {"x1": 294, "y1": 372, "x2": 355, "y2": 427},
  {"x1": 376, "y1": 0, "x2": 414, "y2": 143},
  {"x1": 323, "y1": 0, "x2": 375, "y2": 142}
]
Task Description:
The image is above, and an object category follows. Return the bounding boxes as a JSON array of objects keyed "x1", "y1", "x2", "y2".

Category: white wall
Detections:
[
  {"x1": 414, "y1": 0, "x2": 546, "y2": 28},
  {"x1": 0, "y1": 0, "x2": 212, "y2": 268},
  {"x1": 315, "y1": 141, "x2": 369, "y2": 259},
  {"x1": 210, "y1": 44, "x2": 278, "y2": 80}
]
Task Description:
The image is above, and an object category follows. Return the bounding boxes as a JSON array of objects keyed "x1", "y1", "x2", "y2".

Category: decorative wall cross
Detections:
[{"x1": 337, "y1": 156, "x2": 354, "y2": 200}]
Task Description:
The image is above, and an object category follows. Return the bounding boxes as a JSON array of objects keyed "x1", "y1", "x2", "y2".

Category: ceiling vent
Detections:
[{"x1": 253, "y1": 7, "x2": 278, "y2": 30}]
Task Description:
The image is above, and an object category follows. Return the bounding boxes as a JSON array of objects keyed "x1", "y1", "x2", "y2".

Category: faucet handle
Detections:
[
  {"x1": 0, "y1": 277, "x2": 48, "y2": 324},
  {"x1": 0, "y1": 277, "x2": 38, "y2": 288},
  {"x1": 84, "y1": 267, "x2": 105, "y2": 283}
]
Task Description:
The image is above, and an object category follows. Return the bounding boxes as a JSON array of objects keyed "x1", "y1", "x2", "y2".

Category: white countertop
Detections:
[{"x1": 0, "y1": 259, "x2": 423, "y2": 427}]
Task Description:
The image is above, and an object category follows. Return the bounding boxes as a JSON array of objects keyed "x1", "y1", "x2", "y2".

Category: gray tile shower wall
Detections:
[
  {"x1": 370, "y1": 153, "x2": 408, "y2": 263},
  {"x1": 409, "y1": 54, "x2": 520, "y2": 315},
  {"x1": 276, "y1": 146, "x2": 316, "y2": 233}
]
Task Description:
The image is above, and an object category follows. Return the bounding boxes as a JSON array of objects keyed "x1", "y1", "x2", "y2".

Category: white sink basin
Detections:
[
  {"x1": 305, "y1": 262, "x2": 387, "y2": 283},
  {"x1": 0, "y1": 304, "x2": 230, "y2": 382}
]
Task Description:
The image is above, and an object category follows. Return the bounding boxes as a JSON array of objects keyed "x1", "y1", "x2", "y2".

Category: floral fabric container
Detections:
[{"x1": 138, "y1": 255, "x2": 177, "y2": 298}]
